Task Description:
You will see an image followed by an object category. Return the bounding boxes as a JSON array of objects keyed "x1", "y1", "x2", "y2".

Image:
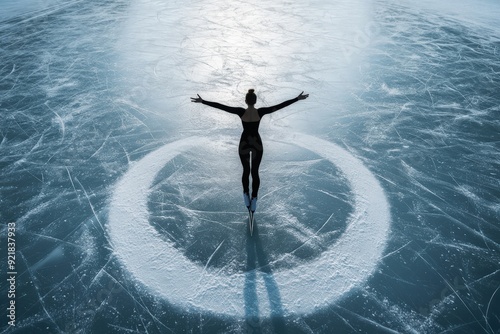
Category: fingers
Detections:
[
  {"x1": 190, "y1": 94, "x2": 203, "y2": 102},
  {"x1": 298, "y1": 91, "x2": 309, "y2": 100}
]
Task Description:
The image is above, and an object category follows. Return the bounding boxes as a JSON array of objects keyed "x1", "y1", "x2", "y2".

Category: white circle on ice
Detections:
[{"x1": 108, "y1": 133, "x2": 390, "y2": 317}]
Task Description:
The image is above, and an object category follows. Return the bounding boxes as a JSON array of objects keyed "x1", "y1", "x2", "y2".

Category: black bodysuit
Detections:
[{"x1": 202, "y1": 97, "x2": 299, "y2": 198}]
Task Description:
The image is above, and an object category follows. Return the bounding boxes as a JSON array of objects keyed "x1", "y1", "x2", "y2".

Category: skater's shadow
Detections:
[{"x1": 244, "y1": 222, "x2": 286, "y2": 332}]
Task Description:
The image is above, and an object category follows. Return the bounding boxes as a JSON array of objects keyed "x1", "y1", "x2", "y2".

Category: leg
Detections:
[
  {"x1": 250, "y1": 147, "x2": 263, "y2": 198},
  {"x1": 239, "y1": 141, "x2": 251, "y2": 194}
]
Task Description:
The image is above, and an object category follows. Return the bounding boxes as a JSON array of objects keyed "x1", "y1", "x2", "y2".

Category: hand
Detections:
[
  {"x1": 297, "y1": 91, "x2": 309, "y2": 100},
  {"x1": 190, "y1": 94, "x2": 203, "y2": 103}
]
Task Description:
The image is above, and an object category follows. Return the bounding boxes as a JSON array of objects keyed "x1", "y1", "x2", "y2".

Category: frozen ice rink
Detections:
[{"x1": 1, "y1": 0, "x2": 499, "y2": 333}]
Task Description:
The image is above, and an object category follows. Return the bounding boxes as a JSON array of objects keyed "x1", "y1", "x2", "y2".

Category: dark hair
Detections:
[{"x1": 245, "y1": 89, "x2": 257, "y2": 105}]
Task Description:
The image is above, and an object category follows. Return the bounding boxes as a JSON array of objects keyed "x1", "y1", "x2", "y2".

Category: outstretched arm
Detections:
[
  {"x1": 259, "y1": 91, "x2": 309, "y2": 115},
  {"x1": 191, "y1": 94, "x2": 244, "y2": 116}
]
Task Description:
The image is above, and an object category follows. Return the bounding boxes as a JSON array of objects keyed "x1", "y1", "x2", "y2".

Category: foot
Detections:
[
  {"x1": 250, "y1": 197, "x2": 257, "y2": 212},
  {"x1": 243, "y1": 192, "x2": 251, "y2": 208}
]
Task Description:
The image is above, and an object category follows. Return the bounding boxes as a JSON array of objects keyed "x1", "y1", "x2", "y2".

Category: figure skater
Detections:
[{"x1": 191, "y1": 89, "x2": 309, "y2": 212}]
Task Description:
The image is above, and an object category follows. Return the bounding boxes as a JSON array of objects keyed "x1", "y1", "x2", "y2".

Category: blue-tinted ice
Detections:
[{"x1": 1, "y1": 0, "x2": 499, "y2": 333}]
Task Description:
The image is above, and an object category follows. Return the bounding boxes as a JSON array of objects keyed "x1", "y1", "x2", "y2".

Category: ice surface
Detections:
[
  {"x1": 1, "y1": 0, "x2": 499, "y2": 333},
  {"x1": 107, "y1": 134, "x2": 390, "y2": 317}
]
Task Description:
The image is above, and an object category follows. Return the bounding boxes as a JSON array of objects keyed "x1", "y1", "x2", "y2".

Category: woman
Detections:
[{"x1": 191, "y1": 89, "x2": 309, "y2": 212}]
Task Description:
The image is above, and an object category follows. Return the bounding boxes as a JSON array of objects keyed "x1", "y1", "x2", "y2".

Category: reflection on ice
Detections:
[{"x1": 1, "y1": 0, "x2": 499, "y2": 332}]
